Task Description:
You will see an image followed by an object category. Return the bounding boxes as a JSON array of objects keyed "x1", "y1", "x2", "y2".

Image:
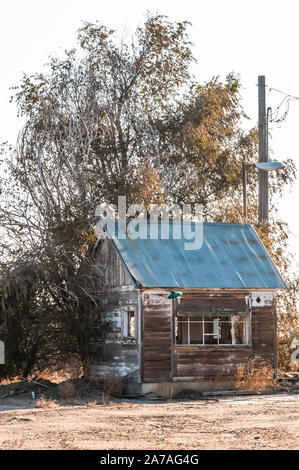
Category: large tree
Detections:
[{"x1": 0, "y1": 14, "x2": 297, "y2": 376}]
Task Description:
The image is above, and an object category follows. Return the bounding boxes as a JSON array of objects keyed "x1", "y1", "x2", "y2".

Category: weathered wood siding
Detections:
[
  {"x1": 174, "y1": 347, "x2": 251, "y2": 377},
  {"x1": 142, "y1": 290, "x2": 173, "y2": 382},
  {"x1": 90, "y1": 289, "x2": 140, "y2": 378},
  {"x1": 100, "y1": 239, "x2": 133, "y2": 288},
  {"x1": 251, "y1": 305, "x2": 275, "y2": 365},
  {"x1": 89, "y1": 240, "x2": 141, "y2": 380},
  {"x1": 174, "y1": 295, "x2": 276, "y2": 379},
  {"x1": 141, "y1": 291, "x2": 276, "y2": 381}
]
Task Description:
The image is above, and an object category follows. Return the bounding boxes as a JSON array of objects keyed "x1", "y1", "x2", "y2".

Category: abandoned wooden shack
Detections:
[{"x1": 90, "y1": 221, "x2": 286, "y2": 396}]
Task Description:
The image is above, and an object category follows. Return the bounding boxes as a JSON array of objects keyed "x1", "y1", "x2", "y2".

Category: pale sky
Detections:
[{"x1": 1, "y1": 0, "x2": 298, "y2": 266}]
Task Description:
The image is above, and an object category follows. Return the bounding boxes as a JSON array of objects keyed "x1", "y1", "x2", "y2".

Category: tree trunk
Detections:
[{"x1": 22, "y1": 343, "x2": 38, "y2": 378}]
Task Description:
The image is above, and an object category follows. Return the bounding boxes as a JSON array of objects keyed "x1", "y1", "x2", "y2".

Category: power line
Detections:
[
  {"x1": 266, "y1": 85, "x2": 299, "y2": 126},
  {"x1": 266, "y1": 85, "x2": 299, "y2": 101}
]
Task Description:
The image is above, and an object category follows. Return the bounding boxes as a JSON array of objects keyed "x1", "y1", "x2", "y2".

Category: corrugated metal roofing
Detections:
[{"x1": 107, "y1": 221, "x2": 286, "y2": 289}]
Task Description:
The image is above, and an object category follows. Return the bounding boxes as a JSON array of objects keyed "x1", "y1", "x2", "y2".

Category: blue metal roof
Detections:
[{"x1": 108, "y1": 221, "x2": 286, "y2": 289}]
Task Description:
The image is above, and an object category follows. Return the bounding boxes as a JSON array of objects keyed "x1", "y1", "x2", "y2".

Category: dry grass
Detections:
[
  {"x1": 35, "y1": 395, "x2": 58, "y2": 409},
  {"x1": 102, "y1": 374, "x2": 124, "y2": 398},
  {"x1": 36, "y1": 360, "x2": 83, "y2": 383},
  {"x1": 0, "y1": 375, "x2": 24, "y2": 386},
  {"x1": 233, "y1": 358, "x2": 276, "y2": 390},
  {"x1": 0, "y1": 360, "x2": 83, "y2": 388},
  {"x1": 87, "y1": 400, "x2": 98, "y2": 407}
]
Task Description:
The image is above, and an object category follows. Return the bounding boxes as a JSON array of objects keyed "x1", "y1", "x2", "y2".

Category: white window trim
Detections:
[
  {"x1": 122, "y1": 306, "x2": 137, "y2": 341},
  {"x1": 176, "y1": 314, "x2": 250, "y2": 347}
]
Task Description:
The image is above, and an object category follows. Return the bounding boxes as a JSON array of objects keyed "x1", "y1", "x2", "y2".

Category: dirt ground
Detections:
[{"x1": 0, "y1": 392, "x2": 298, "y2": 450}]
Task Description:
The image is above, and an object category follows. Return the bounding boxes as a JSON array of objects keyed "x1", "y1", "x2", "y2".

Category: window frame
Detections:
[
  {"x1": 122, "y1": 306, "x2": 137, "y2": 343},
  {"x1": 175, "y1": 312, "x2": 250, "y2": 347}
]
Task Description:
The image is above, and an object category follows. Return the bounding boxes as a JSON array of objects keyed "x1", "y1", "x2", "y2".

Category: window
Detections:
[
  {"x1": 123, "y1": 309, "x2": 136, "y2": 342},
  {"x1": 176, "y1": 314, "x2": 249, "y2": 346}
]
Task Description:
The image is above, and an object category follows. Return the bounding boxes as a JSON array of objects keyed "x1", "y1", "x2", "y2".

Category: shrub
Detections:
[
  {"x1": 233, "y1": 358, "x2": 276, "y2": 390},
  {"x1": 35, "y1": 395, "x2": 58, "y2": 408},
  {"x1": 103, "y1": 374, "x2": 124, "y2": 398}
]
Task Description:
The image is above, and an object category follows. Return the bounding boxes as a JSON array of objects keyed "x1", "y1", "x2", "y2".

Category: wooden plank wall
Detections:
[
  {"x1": 142, "y1": 290, "x2": 173, "y2": 382},
  {"x1": 90, "y1": 289, "x2": 140, "y2": 378},
  {"x1": 175, "y1": 346, "x2": 251, "y2": 377},
  {"x1": 251, "y1": 305, "x2": 275, "y2": 365},
  {"x1": 89, "y1": 240, "x2": 140, "y2": 380},
  {"x1": 141, "y1": 292, "x2": 276, "y2": 381},
  {"x1": 102, "y1": 239, "x2": 133, "y2": 288},
  {"x1": 175, "y1": 300, "x2": 275, "y2": 379}
]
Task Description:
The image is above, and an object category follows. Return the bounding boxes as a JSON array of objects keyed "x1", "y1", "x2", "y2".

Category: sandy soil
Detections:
[{"x1": 0, "y1": 392, "x2": 298, "y2": 450}]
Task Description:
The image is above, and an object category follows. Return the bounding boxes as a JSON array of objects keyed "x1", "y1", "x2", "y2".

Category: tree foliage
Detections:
[{"x1": 0, "y1": 14, "x2": 297, "y2": 376}]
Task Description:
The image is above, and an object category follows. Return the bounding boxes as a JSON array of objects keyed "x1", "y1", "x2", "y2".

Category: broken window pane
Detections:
[
  {"x1": 203, "y1": 320, "x2": 218, "y2": 345},
  {"x1": 219, "y1": 320, "x2": 232, "y2": 344},
  {"x1": 234, "y1": 316, "x2": 246, "y2": 344},
  {"x1": 127, "y1": 311, "x2": 136, "y2": 338},
  {"x1": 190, "y1": 320, "x2": 203, "y2": 344},
  {"x1": 123, "y1": 310, "x2": 136, "y2": 341},
  {"x1": 176, "y1": 317, "x2": 187, "y2": 344},
  {"x1": 175, "y1": 312, "x2": 249, "y2": 346}
]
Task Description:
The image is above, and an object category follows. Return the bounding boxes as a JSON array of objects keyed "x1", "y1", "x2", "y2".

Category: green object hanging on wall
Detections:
[{"x1": 168, "y1": 291, "x2": 182, "y2": 299}]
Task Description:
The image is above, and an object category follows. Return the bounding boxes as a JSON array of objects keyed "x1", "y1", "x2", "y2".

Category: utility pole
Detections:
[{"x1": 258, "y1": 75, "x2": 268, "y2": 223}]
